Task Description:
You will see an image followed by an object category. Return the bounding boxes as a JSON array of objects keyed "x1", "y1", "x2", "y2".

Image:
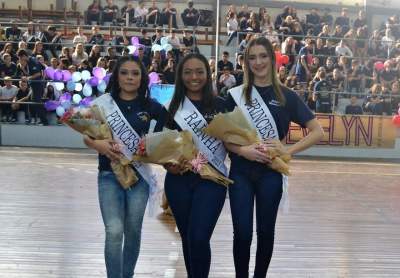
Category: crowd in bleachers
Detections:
[
  {"x1": 222, "y1": 4, "x2": 400, "y2": 116},
  {"x1": 0, "y1": 1, "x2": 399, "y2": 125}
]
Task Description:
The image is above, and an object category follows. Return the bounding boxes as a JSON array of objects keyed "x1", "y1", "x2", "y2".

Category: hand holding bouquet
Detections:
[
  {"x1": 202, "y1": 107, "x2": 291, "y2": 175},
  {"x1": 61, "y1": 105, "x2": 138, "y2": 188},
  {"x1": 133, "y1": 129, "x2": 233, "y2": 186}
]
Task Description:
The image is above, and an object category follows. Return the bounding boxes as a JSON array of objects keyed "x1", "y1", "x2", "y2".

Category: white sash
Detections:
[
  {"x1": 229, "y1": 84, "x2": 279, "y2": 140},
  {"x1": 93, "y1": 94, "x2": 157, "y2": 189},
  {"x1": 166, "y1": 97, "x2": 228, "y2": 176},
  {"x1": 229, "y1": 85, "x2": 290, "y2": 212}
]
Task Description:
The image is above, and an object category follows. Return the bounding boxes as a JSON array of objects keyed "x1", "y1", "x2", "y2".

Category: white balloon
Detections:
[
  {"x1": 71, "y1": 71, "x2": 82, "y2": 82},
  {"x1": 75, "y1": 82, "x2": 83, "y2": 92},
  {"x1": 163, "y1": 44, "x2": 173, "y2": 52},
  {"x1": 128, "y1": 45, "x2": 137, "y2": 54},
  {"x1": 81, "y1": 70, "x2": 91, "y2": 81},
  {"x1": 56, "y1": 106, "x2": 65, "y2": 117},
  {"x1": 83, "y1": 83, "x2": 93, "y2": 97},
  {"x1": 72, "y1": 94, "x2": 82, "y2": 104},
  {"x1": 151, "y1": 44, "x2": 163, "y2": 52},
  {"x1": 54, "y1": 82, "x2": 64, "y2": 91},
  {"x1": 97, "y1": 80, "x2": 107, "y2": 93}
]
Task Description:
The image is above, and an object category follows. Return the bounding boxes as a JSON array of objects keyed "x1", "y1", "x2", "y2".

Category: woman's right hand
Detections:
[
  {"x1": 92, "y1": 139, "x2": 122, "y2": 162},
  {"x1": 238, "y1": 144, "x2": 271, "y2": 164}
]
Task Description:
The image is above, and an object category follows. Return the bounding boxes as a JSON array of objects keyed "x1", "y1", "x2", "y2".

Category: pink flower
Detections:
[{"x1": 190, "y1": 152, "x2": 208, "y2": 173}]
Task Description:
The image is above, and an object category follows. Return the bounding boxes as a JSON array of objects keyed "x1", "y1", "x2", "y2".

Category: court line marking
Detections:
[
  {"x1": 0, "y1": 150, "x2": 96, "y2": 156},
  {"x1": 292, "y1": 170, "x2": 400, "y2": 176}
]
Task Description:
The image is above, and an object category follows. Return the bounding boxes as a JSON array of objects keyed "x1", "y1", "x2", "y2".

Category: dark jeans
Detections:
[
  {"x1": 165, "y1": 172, "x2": 227, "y2": 278},
  {"x1": 229, "y1": 162, "x2": 282, "y2": 278},
  {"x1": 315, "y1": 102, "x2": 332, "y2": 113},
  {"x1": 159, "y1": 13, "x2": 178, "y2": 28},
  {"x1": 226, "y1": 31, "x2": 238, "y2": 46}
]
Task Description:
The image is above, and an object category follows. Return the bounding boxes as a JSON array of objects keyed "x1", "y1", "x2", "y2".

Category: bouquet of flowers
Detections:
[
  {"x1": 133, "y1": 129, "x2": 233, "y2": 186},
  {"x1": 202, "y1": 107, "x2": 291, "y2": 175},
  {"x1": 61, "y1": 105, "x2": 139, "y2": 188}
]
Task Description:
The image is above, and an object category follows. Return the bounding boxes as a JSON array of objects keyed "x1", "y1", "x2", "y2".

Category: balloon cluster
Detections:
[
  {"x1": 374, "y1": 61, "x2": 385, "y2": 71},
  {"x1": 152, "y1": 37, "x2": 173, "y2": 53},
  {"x1": 392, "y1": 107, "x2": 400, "y2": 128},
  {"x1": 44, "y1": 67, "x2": 111, "y2": 117}
]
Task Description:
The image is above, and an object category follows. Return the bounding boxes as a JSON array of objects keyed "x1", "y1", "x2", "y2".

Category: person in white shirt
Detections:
[
  {"x1": 381, "y1": 28, "x2": 395, "y2": 56},
  {"x1": 226, "y1": 11, "x2": 238, "y2": 46},
  {"x1": 72, "y1": 27, "x2": 88, "y2": 45},
  {"x1": 218, "y1": 66, "x2": 236, "y2": 97},
  {"x1": 135, "y1": 0, "x2": 148, "y2": 27},
  {"x1": 72, "y1": 43, "x2": 89, "y2": 65},
  {"x1": 0, "y1": 76, "x2": 18, "y2": 121},
  {"x1": 167, "y1": 29, "x2": 181, "y2": 50},
  {"x1": 335, "y1": 39, "x2": 353, "y2": 57}
]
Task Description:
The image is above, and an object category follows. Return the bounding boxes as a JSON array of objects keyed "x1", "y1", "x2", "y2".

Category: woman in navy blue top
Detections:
[
  {"x1": 83, "y1": 56, "x2": 165, "y2": 278},
  {"x1": 164, "y1": 53, "x2": 227, "y2": 278},
  {"x1": 225, "y1": 36, "x2": 324, "y2": 278}
]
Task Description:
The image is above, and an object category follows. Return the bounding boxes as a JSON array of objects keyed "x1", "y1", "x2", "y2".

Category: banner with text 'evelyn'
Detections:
[{"x1": 286, "y1": 114, "x2": 397, "y2": 148}]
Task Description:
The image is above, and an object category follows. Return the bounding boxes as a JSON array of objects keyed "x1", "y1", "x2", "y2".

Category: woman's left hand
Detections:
[{"x1": 262, "y1": 139, "x2": 287, "y2": 154}]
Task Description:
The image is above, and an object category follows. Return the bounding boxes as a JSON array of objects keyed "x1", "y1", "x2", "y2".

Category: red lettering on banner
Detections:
[{"x1": 355, "y1": 116, "x2": 373, "y2": 146}]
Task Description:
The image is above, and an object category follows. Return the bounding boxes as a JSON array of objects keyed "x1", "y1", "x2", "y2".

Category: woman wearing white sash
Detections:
[
  {"x1": 83, "y1": 56, "x2": 165, "y2": 278},
  {"x1": 164, "y1": 53, "x2": 228, "y2": 278},
  {"x1": 225, "y1": 37, "x2": 324, "y2": 278}
]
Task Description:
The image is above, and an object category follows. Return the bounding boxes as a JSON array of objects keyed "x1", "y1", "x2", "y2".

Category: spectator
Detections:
[
  {"x1": 78, "y1": 59, "x2": 92, "y2": 73},
  {"x1": 354, "y1": 27, "x2": 368, "y2": 58},
  {"x1": 5, "y1": 21, "x2": 22, "y2": 42},
  {"x1": 72, "y1": 43, "x2": 89, "y2": 66},
  {"x1": 121, "y1": 0, "x2": 136, "y2": 25},
  {"x1": 181, "y1": 1, "x2": 200, "y2": 27},
  {"x1": 381, "y1": 28, "x2": 395, "y2": 56},
  {"x1": 112, "y1": 27, "x2": 131, "y2": 53},
  {"x1": 11, "y1": 79, "x2": 32, "y2": 123},
  {"x1": 32, "y1": 42, "x2": 48, "y2": 63},
  {"x1": 226, "y1": 10, "x2": 238, "y2": 46},
  {"x1": 313, "y1": 69, "x2": 332, "y2": 113},
  {"x1": 347, "y1": 60, "x2": 363, "y2": 93},
  {"x1": 41, "y1": 26, "x2": 62, "y2": 58},
  {"x1": 87, "y1": 25, "x2": 105, "y2": 52},
  {"x1": 246, "y1": 12, "x2": 261, "y2": 33},
  {"x1": 96, "y1": 57, "x2": 107, "y2": 69},
  {"x1": 102, "y1": 0, "x2": 119, "y2": 25},
  {"x1": 306, "y1": 8, "x2": 321, "y2": 35},
  {"x1": 264, "y1": 25, "x2": 280, "y2": 46},
  {"x1": 331, "y1": 25, "x2": 345, "y2": 45},
  {"x1": 345, "y1": 95, "x2": 363, "y2": 114},
  {"x1": 274, "y1": 5, "x2": 291, "y2": 30},
  {"x1": 163, "y1": 58, "x2": 176, "y2": 84},
  {"x1": 353, "y1": 10, "x2": 367, "y2": 30},
  {"x1": 50, "y1": 58, "x2": 59, "y2": 69},
  {"x1": 218, "y1": 66, "x2": 236, "y2": 97},
  {"x1": 364, "y1": 84, "x2": 385, "y2": 115},
  {"x1": 137, "y1": 46, "x2": 150, "y2": 68},
  {"x1": 238, "y1": 33, "x2": 252, "y2": 54},
  {"x1": 152, "y1": 28, "x2": 164, "y2": 45},
  {"x1": 147, "y1": 0, "x2": 160, "y2": 27},
  {"x1": 160, "y1": 0, "x2": 178, "y2": 29},
  {"x1": 73, "y1": 27, "x2": 88, "y2": 46},
  {"x1": 278, "y1": 66, "x2": 287, "y2": 84},
  {"x1": 378, "y1": 61, "x2": 397, "y2": 88},
  {"x1": 18, "y1": 41, "x2": 31, "y2": 57},
  {"x1": 324, "y1": 56, "x2": 336, "y2": 77},
  {"x1": 320, "y1": 7, "x2": 333, "y2": 27},
  {"x1": 0, "y1": 53, "x2": 17, "y2": 80},
  {"x1": 318, "y1": 24, "x2": 331, "y2": 45},
  {"x1": 22, "y1": 22, "x2": 37, "y2": 50},
  {"x1": 390, "y1": 80, "x2": 400, "y2": 114},
  {"x1": 295, "y1": 39, "x2": 315, "y2": 82},
  {"x1": 335, "y1": 40, "x2": 353, "y2": 57},
  {"x1": 182, "y1": 29, "x2": 199, "y2": 53},
  {"x1": 368, "y1": 29, "x2": 384, "y2": 58},
  {"x1": 0, "y1": 76, "x2": 18, "y2": 121},
  {"x1": 0, "y1": 42, "x2": 17, "y2": 63},
  {"x1": 167, "y1": 29, "x2": 181, "y2": 60},
  {"x1": 279, "y1": 15, "x2": 294, "y2": 37},
  {"x1": 334, "y1": 8, "x2": 350, "y2": 34},
  {"x1": 217, "y1": 51, "x2": 234, "y2": 72},
  {"x1": 86, "y1": 0, "x2": 102, "y2": 24},
  {"x1": 88, "y1": 45, "x2": 102, "y2": 68},
  {"x1": 59, "y1": 47, "x2": 73, "y2": 66},
  {"x1": 260, "y1": 11, "x2": 273, "y2": 33},
  {"x1": 104, "y1": 47, "x2": 118, "y2": 62},
  {"x1": 134, "y1": 0, "x2": 148, "y2": 27}
]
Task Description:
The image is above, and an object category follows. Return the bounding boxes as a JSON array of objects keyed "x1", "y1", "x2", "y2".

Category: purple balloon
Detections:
[
  {"x1": 88, "y1": 76, "x2": 99, "y2": 87},
  {"x1": 62, "y1": 70, "x2": 72, "y2": 82},
  {"x1": 54, "y1": 70, "x2": 63, "y2": 81},
  {"x1": 92, "y1": 67, "x2": 106, "y2": 80},
  {"x1": 44, "y1": 67, "x2": 55, "y2": 79},
  {"x1": 80, "y1": 97, "x2": 93, "y2": 107},
  {"x1": 59, "y1": 92, "x2": 72, "y2": 102},
  {"x1": 148, "y1": 72, "x2": 160, "y2": 85},
  {"x1": 131, "y1": 36, "x2": 140, "y2": 46},
  {"x1": 103, "y1": 73, "x2": 111, "y2": 85},
  {"x1": 44, "y1": 100, "x2": 60, "y2": 111}
]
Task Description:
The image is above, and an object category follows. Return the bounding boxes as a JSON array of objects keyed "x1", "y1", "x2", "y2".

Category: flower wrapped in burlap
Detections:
[
  {"x1": 132, "y1": 129, "x2": 233, "y2": 186},
  {"x1": 202, "y1": 107, "x2": 291, "y2": 175},
  {"x1": 61, "y1": 105, "x2": 138, "y2": 189}
]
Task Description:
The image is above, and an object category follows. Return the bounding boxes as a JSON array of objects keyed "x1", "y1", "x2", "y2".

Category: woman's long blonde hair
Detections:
[{"x1": 243, "y1": 36, "x2": 286, "y2": 105}]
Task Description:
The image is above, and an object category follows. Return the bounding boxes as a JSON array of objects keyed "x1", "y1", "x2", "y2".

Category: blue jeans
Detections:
[
  {"x1": 98, "y1": 171, "x2": 150, "y2": 278},
  {"x1": 165, "y1": 172, "x2": 227, "y2": 278},
  {"x1": 229, "y1": 162, "x2": 282, "y2": 278}
]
